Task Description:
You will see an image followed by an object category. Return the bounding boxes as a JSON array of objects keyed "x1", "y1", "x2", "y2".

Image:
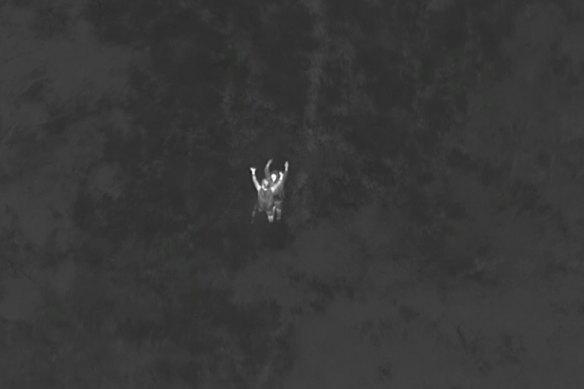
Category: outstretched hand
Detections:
[
  {"x1": 250, "y1": 167, "x2": 256, "y2": 174},
  {"x1": 284, "y1": 161, "x2": 289, "y2": 170}
]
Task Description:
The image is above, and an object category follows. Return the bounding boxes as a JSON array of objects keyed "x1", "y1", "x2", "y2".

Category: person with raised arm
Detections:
[{"x1": 250, "y1": 160, "x2": 289, "y2": 223}]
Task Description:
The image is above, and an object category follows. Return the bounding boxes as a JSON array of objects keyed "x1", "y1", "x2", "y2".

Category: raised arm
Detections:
[
  {"x1": 264, "y1": 159, "x2": 273, "y2": 179},
  {"x1": 271, "y1": 161, "x2": 289, "y2": 192},
  {"x1": 250, "y1": 167, "x2": 260, "y2": 191},
  {"x1": 271, "y1": 171, "x2": 285, "y2": 192}
]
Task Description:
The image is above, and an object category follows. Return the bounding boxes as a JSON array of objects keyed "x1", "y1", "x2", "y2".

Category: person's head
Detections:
[
  {"x1": 261, "y1": 178, "x2": 269, "y2": 189},
  {"x1": 270, "y1": 172, "x2": 278, "y2": 183}
]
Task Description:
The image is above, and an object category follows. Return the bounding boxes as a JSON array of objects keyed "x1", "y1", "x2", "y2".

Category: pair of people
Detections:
[{"x1": 250, "y1": 159, "x2": 289, "y2": 223}]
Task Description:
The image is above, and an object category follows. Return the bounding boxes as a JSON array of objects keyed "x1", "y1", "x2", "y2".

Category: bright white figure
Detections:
[{"x1": 250, "y1": 159, "x2": 289, "y2": 223}]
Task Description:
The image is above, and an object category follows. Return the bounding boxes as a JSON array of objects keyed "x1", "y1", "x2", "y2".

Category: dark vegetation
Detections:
[{"x1": 1, "y1": 0, "x2": 584, "y2": 387}]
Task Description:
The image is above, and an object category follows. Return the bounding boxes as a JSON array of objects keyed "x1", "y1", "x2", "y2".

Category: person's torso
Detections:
[
  {"x1": 269, "y1": 171, "x2": 286, "y2": 199},
  {"x1": 258, "y1": 189, "x2": 275, "y2": 210},
  {"x1": 273, "y1": 186, "x2": 285, "y2": 200}
]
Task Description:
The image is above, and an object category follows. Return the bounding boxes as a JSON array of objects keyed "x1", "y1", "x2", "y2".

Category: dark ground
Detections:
[{"x1": 1, "y1": 0, "x2": 584, "y2": 388}]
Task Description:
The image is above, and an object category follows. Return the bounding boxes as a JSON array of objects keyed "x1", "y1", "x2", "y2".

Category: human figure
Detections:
[
  {"x1": 264, "y1": 159, "x2": 289, "y2": 221},
  {"x1": 264, "y1": 159, "x2": 279, "y2": 186},
  {"x1": 250, "y1": 166, "x2": 284, "y2": 223}
]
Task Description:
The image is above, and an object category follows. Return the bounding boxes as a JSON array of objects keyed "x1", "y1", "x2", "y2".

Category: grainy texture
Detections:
[{"x1": 1, "y1": 0, "x2": 584, "y2": 388}]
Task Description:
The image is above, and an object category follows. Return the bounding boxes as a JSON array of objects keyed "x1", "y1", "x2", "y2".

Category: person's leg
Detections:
[
  {"x1": 266, "y1": 208, "x2": 275, "y2": 223},
  {"x1": 274, "y1": 201, "x2": 282, "y2": 220}
]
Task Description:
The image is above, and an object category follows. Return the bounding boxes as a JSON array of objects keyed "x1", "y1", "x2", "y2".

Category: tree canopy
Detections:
[{"x1": 1, "y1": 0, "x2": 584, "y2": 387}]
